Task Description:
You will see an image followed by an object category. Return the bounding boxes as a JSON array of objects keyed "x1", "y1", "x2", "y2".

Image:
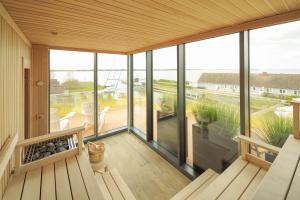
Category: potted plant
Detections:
[
  {"x1": 258, "y1": 115, "x2": 292, "y2": 162},
  {"x1": 192, "y1": 99, "x2": 239, "y2": 173},
  {"x1": 157, "y1": 93, "x2": 175, "y2": 120}
]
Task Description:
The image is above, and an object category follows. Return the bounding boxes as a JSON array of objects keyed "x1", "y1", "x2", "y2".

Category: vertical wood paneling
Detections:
[
  {"x1": 31, "y1": 45, "x2": 49, "y2": 137},
  {"x1": 0, "y1": 13, "x2": 31, "y2": 198}
]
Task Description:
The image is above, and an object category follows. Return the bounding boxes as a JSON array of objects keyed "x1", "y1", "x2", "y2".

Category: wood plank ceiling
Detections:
[{"x1": 1, "y1": 0, "x2": 300, "y2": 54}]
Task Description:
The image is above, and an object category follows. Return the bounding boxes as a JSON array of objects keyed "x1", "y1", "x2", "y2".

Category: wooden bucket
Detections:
[{"x1": 87, "y1": 141, "x2": 105, "y2": 163}]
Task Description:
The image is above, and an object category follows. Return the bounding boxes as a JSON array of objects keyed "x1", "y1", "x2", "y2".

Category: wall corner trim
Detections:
[{"x1": 0, "y1": 2, "x2": 31, "y2": 46}]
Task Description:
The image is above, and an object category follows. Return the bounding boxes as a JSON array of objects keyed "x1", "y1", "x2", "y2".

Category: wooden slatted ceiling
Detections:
[{"x1": 1, "y1": 0, "x2": 300, "y2": 54}]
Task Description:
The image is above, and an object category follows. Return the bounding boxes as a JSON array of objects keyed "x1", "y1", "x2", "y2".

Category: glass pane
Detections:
[
  {"x1": 185, "y1": 34, "x2": 240, "y2": 173},
  {"x1": 133, "y1": 53, "x2": 147, "y2": 134},
  {"x1": 250, "y1": 21, "x2": 300, "y2": 154},
  {"x1": 97, "y1": 54, "x2": 127, "y2": 134},
  {"x1": 153, "y1": 46, "x2": 178, "y2": 156},
  {"x1": 49, "y1": 50, "x2": 94, "y2": 137}
]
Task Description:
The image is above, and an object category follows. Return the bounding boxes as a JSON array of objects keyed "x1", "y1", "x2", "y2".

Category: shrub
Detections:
[
  {"x1": 258, "y1": 116, "x2": 292, "y2": 147},
  {"x1": 192, "y1": 99, "x2": 240, "y2": 138},
  {"x1": 217, "y1": 105, "x2": 240, "y2": 138},
  {"x1": 192, "y1": 100, "x2": 217, "y2": 125},
  {"x1": 158, "y1": 93, "x2": 174, "y2": 113}
]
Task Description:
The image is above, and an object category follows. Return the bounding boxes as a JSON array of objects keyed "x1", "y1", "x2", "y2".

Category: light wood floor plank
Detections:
[
  {"x1": 22, "y1": 168, "x2": 41, "y2": 200},
  {"x1": 55, "y1": 160, "x2": 72, "y2": 200},
  {"x1": 41, "y1": 164, "x2": 56, "y2": 200},
  {"x1": 66, "y1": 156, "x2": 89, "y2": 200},
  {"x1": 99, "y1": 132, "x2": 190, "y2": 200},
  {"x1": 2, "y1": 173, "x2": 26, "y2": 200}
]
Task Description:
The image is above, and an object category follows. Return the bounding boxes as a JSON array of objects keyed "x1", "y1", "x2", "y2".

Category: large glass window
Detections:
[
  {"x1": 250, "y1": 21, "x2": 300, "y2": 155},
  {"x1": 153, "y1": 46, "x2": 178, "y2": 156},
  {"x1": 133, "y1": 53, "x2": 147, "y2": 134},
  {"x1": 49, "y1": 50, "x2": 94, "y2": 137},
  {"x1": 185, "y1": 34, "x2": 240, "y2": 173},
  {"x1": 97, "y1": 54, "x2": 127, "y2": 134}
]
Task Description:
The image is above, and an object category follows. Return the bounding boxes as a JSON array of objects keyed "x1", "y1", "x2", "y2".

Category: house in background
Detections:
[{"x1": 198, "y1": 72, "x2": 300, "y2": 96}]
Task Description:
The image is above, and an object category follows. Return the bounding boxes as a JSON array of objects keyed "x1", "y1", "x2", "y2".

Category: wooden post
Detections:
[
  {"x1": 240, "y1": 140, "x2": 248, "y2": 160},
  {"x1": 78, "y1": 131, "x2": 83, "y2": 155},
  {"x1": 291, "y1": 99, "x2": 300, "y2": 139},
  {"x1": 15, "y1": 145, "x2": 21, "y2": 174}
]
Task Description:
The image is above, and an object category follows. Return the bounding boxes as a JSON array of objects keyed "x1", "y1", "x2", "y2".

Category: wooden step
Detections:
[
  {"x1": 189, "y1": 157, "x2": 248, "y2": 200},
  {"x1": 95, "y1": 168, "x2": 136, "y2": 200},
  {"x1": 171, "y1": 168, "x2": 219, "y2": 200}
]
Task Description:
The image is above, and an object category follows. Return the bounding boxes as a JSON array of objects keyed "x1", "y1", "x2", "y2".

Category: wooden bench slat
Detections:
[
  {"x1": 218, "y1": 163, "x2": 260, "y2": 200},
  {"x1": 102, "y1": 171, "x2": 125, "y2": 200},
  {"x1": 240, "y1": 169, "x2": 266, "y2": 200},
  {"x1": 2, "y1": 173, "x2": 26, "y2": 200},
  {"x1": 287, "y1": 159, "x2": 300, "y2": 200},
  {"x1": 55, "y1": 160, "x2": 72, "y2": 200},
  {"x1": 0, "y1": 133, "x2": 18, "y2": 179},
  {"x1": 76, "y1": 154, "x2": 105, "y2": 200},
  {"x1": 253, "y1": 136, "x2": 300, "y2": 200},
  {"x1": 110, "y1": 168, "x2": 136, "y2": 200},
  {"x1": 22, "y1": 168, "x2": 41, "y2": 200},
  {"x1": 171, "y1": 168, "x2": 217, "y2": 200},
  {"x1": 66, "y1": 156, "x2": 89, "y2": 200},
  {"x1": 41, "y1": 164, "x2": 56, "y2": 200},
  {"x1": 193, "y1": 157, "x2": 247, "y2": 200},
  {"x1": 187, "y1": 173, "x2": 218, "y2": 199},
  {"x1": 95, "y1": 172, "x2": 113, "y2": 200}
]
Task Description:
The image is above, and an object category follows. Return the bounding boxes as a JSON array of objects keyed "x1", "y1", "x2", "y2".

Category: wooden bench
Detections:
[
  {"x1": 172, "y1": 135, "x2": 281, "y2": 200},
  {"x1": 252, "y1": 135, "x2": 300, "y2": 200},
  {"x1": 170, "y1": 168, "x2": 218, "y2": 200},
  {"x1": 3, "y1": 154, "x2": 104, "y2": 200},
  {"x1": 1, "y1": 127, "x2": 107, "y2": 200},
  {"x1": 95, "y1": 168, "x2": 136, "y2": 200}
]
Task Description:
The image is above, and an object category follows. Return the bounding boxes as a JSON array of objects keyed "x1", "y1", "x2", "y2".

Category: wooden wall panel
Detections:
[
  {"x1": 0, "y1": 9, "x2": 31, "y2": 199},
  {"x1": 31, "y1": 45, "x2": 49, "y2": 137}
]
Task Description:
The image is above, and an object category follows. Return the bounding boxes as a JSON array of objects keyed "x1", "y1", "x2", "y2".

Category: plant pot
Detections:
[
  {"x1": 265, "y1": 151, "x2": 277, "y2": 163},
  {"x1": 192, "y1": 123, "x2": 238, "y2": 173},
  {"x1": 157, "y1": 110, "x2": 175, "y2": 121}
]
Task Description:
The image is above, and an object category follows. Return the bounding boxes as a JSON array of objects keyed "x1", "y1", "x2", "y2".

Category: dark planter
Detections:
[
  {"x1": 157, "y1": 110, "x2": 178, "y2": 156},
  {"x1": 265, "y1": 152, "x2": 277, "y2": 163},
  {"x1": 157, "y1": 110, "x2": 174, "y2": 121},
  {"x1": 156, "y1": 111, "x2": 187, "y2": 157},
  {"x1": 192, "y1": 123, "x2": 238, "y2": 173}
]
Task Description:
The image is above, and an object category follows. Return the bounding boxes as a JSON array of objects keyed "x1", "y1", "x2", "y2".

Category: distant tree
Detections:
[{"x1": 62, "y1": 79, "x2": 82, "y2": 90}]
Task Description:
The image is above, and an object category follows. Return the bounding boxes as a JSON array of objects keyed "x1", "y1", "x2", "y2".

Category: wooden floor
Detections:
[{"x1": 98, "y1": 132, "x2": 190, "y2": 200}]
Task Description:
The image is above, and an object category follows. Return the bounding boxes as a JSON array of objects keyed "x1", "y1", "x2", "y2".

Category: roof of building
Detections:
[{"x1": 198, "y1": 72, "x2": 300, "y2": 90}]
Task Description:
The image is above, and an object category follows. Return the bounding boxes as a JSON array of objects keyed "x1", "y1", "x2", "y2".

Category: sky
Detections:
[{"x1": 50, "y1": 20, "x2": 300, "y2": 72}]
